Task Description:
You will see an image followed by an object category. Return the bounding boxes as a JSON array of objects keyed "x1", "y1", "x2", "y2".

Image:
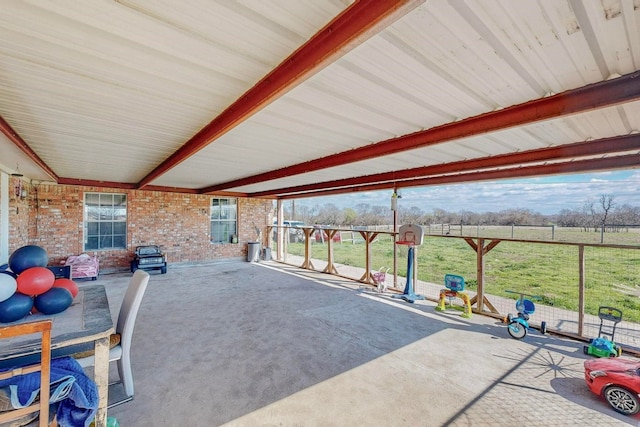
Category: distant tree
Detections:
[
  {"x1": 556, "y1": 208, "x2": 584, "y2": 227},
  {"x1": 343, "y1": 207, "x2": 357, "y2": 226},
  {"x1": 315, "y1": 203, "x2": 343, "y2": 225},
  {"x1": 611, "y1": 204, "x2": 640, "y2": 230},
  {"x1": 403, "y1": 206, "x2": 424, "y2": 225}
]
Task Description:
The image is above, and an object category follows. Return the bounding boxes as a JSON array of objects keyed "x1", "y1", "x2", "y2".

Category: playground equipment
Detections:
[
  {"x1": 435, "y1": 274, "x2": 472, "y2": 318},
  {"x1": 584, "y1": 306, "x2": 623, "y2": 357},
  {"x1": 505, "y1": 290, "x2": 547, "y2": 339},
  {"x1": 392, "y1": 224, "x2": 425, "y2": 303}
]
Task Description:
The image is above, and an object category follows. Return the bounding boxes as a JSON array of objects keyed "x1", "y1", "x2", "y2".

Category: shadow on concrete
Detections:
[{"x1": 99, "y1": 261, "x2": 636, "y2": 426}]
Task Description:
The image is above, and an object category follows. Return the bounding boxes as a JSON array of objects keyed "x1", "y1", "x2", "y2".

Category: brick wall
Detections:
[{"x1": 8, "y1": 183, "x2": 275, "y2": 271}]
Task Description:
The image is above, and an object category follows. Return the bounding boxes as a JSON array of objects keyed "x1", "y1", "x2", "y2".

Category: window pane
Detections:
[
  {"x1": 84, "y1": 193, "x2": 127, "y2": 251},
  {"x1": 210, "y1": 197, "x2": 237, "y2": 243},
  {"x1": 113, "y1": 222, "x2": 126, "y2": 234},
  {"x1": 113, "y1": 235, "x2": 126, "y2": 248},
  {"x1": 100, "y1": 235, "x2": 113, "y2": 249},
  {"x1": 99, "y1": 223, "x2": 113, "y2": 237},
  {"x1": 87, "y1": 222, "x2": 99, "y2": 235},
  {"x1": 86, "y1": 237, "x2": 99, "y2": 250},
  {"x1": 86, "y1": 193, "x2": 100, "y2": 206}
]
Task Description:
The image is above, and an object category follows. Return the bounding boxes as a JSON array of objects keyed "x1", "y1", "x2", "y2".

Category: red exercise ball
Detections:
[
  {"x1": 16, "y1": 267, "x2": 55, "y2": 296},
  {"x1": 53, "y1": 278, "x2": 78, "y2": 298},
  {"x1": 34, "y1": 287, "x2": 73, "y2": 315}
]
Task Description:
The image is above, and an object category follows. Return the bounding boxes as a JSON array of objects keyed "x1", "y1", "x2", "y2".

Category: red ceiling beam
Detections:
[
  {"x1": 205, "y1": 71, "x2": 640, "y2": 193},
  {"x1": 0, "y1": 115, "x2": 59, "y2": 181},
  {"x1": 137, "y1": 0, "x2": 424, "y2": 189},
  {"x1": 274, "y1": 154, "x2": 640, "y2": 199},
  {"x1": 55, "y1": 178, "x2": 247, "y2": 196},
  {"x1": 250, "y1": 133, "x2": 640, "y2": 197}
]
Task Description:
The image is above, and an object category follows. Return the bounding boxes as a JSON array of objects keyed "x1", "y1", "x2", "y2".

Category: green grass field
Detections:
[{"x1": 280, "y1": 227, "x2": 640, "y2": 322}]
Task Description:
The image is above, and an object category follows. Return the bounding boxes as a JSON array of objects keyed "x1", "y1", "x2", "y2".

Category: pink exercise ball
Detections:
[{"x1": 16, "y1": 267, "x2": 55, "y2": 296}]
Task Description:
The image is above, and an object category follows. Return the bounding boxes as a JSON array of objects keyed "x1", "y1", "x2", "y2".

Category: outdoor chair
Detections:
[
  {"x1": 75, "y1": 269, "x2": 150, "y2": 407},
  {"x1": 0, "y1": 319, "x2": 55, "y2": 427}
]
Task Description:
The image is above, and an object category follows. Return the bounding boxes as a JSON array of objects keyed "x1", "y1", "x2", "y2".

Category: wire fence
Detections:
[{"x1": 274, "y1": 227, "x2": 640, "y2": 352}]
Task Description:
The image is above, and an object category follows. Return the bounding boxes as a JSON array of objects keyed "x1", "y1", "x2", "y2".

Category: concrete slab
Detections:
[{"x1": 87, "y1": 261, "x2": 638, "y2": 426}]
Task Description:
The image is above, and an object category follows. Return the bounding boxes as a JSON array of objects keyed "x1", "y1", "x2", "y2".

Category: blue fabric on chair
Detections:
[{"x1": 0, "y1": 356, "x2": 98, "y2": 427}]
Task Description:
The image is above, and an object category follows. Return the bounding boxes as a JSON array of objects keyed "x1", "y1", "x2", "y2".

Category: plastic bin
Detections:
[
  {"x1": 247, "y1": 242, "x2": 260, "y2": 262},
  {"x1": 263, "y1": 247, "x2": 271, "y2": 261}
]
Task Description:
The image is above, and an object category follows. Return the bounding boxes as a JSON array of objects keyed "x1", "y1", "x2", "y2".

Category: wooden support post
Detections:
[
  {"x1": 578, "y1": 245, "x2": 585, "y2": 337},
  {"x1": 323, "y1": 229, "x2": 339, "y2": 275},
  {"x1": 300, "y1": 228, "x2": 315, "y2": 270},
  {"x1": 464, "y1": 237, "x2": 501, "y2": 313},
  {"x1": 359, "y1": 231, "x2": 380, "y2": 284}
]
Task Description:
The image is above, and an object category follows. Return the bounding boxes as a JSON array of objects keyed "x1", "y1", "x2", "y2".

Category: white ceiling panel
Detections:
[{"x1": 0, "y1": 0, "x2": 638, "y2": 198}]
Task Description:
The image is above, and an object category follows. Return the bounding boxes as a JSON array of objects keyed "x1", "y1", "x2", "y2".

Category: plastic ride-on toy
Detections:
[
  {"x1": 583, "y1": 306, "x2": 623, "y2": 358},
  {"x1": 436, "y1": 274, "x2": 472, "y2": 318},
  {"x1": 505, "y1": 290, "x2": 547, "y2": 340}
]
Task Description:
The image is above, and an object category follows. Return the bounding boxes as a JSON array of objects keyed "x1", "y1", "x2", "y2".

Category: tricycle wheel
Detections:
[
  {"x1": 540, "y1": 321, "x2": 547, "y2": 335},
  {"x1": 507, "y1": 321, "x2": 526, "y2": 339},
  {"x1": 583, "y1": 345, "x2": 589, "y2": 355}
]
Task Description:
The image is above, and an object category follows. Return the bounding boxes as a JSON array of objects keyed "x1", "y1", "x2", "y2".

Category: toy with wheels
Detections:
[
  {"x1": 436, "y1": 274, "x2": 472, "y2": 318},
  {"x1": 583, "y1": 306, "x2": 623, "y2": 357},
  {"x1": 505, "y1": 290, "x2": 547, "y2": 340}
]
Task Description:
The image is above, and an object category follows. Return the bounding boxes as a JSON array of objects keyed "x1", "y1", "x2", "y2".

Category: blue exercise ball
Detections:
[
  {"x1": 0, "y1": 293, "x2": 33, "y2": 323},
  {"x1": 0, "y1": 270, "x2": 17, "y2": 280},
  {"x1": 35, "y1": 287, "x2": 73, "y2": 315},
  {"x1": 9, "y1": 245, "x2": 48, "y2": 275}
]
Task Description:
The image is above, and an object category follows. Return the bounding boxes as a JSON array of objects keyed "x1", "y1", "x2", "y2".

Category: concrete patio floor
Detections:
[{"x1": 88, "y1": 260, "x2": 638, "y2": 426}]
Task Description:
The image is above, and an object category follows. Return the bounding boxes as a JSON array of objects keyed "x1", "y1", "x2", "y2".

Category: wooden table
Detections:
[{"x1": 0, "y1": 285, "x2": 114, "y2": 427}]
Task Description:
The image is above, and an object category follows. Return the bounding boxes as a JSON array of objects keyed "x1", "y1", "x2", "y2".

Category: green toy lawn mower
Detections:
[{"x1": 583, "y1": 306, "x2": 623, "y2": 358}]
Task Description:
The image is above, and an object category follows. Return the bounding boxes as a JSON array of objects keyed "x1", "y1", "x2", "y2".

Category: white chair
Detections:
[{"x1": 76, "y1": 269, "x2": 150, "y2": 407}]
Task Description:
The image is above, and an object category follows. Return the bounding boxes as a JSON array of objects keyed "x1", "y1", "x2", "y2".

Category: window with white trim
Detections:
[
  {"x1": 84, "y1": 193, "x2": 127, "y2": 250},
  {"x1": 211, "y1": 198, "x2": 237, "y2": 243}
]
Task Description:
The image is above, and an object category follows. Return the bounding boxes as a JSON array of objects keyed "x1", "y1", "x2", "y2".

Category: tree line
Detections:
[{"x1": 285, "y1": 194, "x2": 640, "y2": 231}]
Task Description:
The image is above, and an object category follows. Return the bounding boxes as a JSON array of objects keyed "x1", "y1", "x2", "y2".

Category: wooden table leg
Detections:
[{"x1": 93, "y1": 336, "x2": 111, "y2": 427}]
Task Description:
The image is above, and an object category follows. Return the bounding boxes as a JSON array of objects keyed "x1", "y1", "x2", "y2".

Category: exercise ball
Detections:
[
  {"x1": 16, "y1": 267, "x2": 55, "y2": 296},
  {"x1": 0, "y1": 293, "x2": 33, "y2": 323},
  {"x1": 0, "y1": 269, "x2": 17, "y2": 279},
  {"x1": 9, "y1": 245, "x2": 48, "y2": 275},
  {"x1": 53, "y1": 278, "x2": 79, "y2": 298},
  {"x1": 0, "y1": 273, "x2": 17, "y2": 303},
  {"x1": 34, "y1": 287, "x2": 73, "y2": 315}
]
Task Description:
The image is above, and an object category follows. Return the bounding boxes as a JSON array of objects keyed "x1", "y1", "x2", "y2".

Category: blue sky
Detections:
[{"x1": 295, "y1": 169, "x2": 640, "y2": 215}]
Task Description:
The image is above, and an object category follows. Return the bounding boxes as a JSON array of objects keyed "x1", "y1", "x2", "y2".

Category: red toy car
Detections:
[{"x1": 584, "y1": 357, "x2": 640, "y2": 415}]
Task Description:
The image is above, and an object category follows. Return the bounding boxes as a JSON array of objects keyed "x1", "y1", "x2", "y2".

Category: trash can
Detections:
[
  {"x1": 247, "y1": 242, "x2": 260, "y2": 262},
  {"x1": 262, "y1": 247, "x2": 271, "y2": 261}
]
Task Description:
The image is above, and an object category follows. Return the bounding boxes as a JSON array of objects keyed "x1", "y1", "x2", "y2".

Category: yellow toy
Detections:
[{"x1": 436, "y1": 274, "x2": 472, "y2": 318}]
